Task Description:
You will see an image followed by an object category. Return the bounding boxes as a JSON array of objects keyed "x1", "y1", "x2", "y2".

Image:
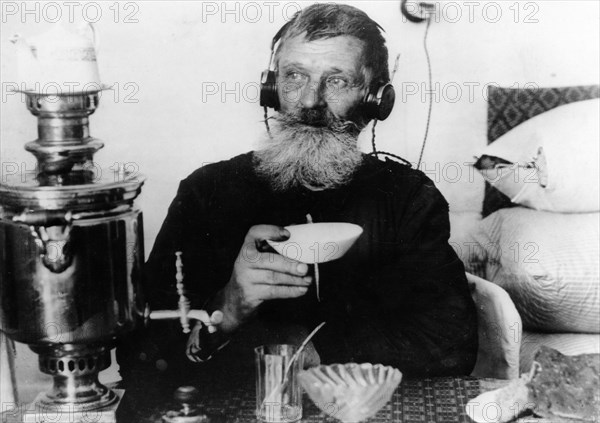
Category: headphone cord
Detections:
[
  {"x1": 370, "y1": 120, "x2": 411, "y2": 165},
  {"x1": 416, "y1": 17, "x2": 433, "y2": 169},
  {"x1": 370, "y1": 53, "x2": 411, "y2": 167},
  {"x1": 263, "y1": 106, "x2": 272, "y2": 138},
  {"x1": 370, "y1": 119, "x2": 379, "y2": 158},
  {"x1": 368, "y1": 150, "x2": 412, "y2": 166},
  {"x1": 371, "y1": 54, "x2": 401, "y2": 160}
]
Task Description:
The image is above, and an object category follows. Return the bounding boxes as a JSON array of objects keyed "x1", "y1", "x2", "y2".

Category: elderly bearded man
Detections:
[{"x1": 122, "y1": 3, "x2": 478, "y2": 380}]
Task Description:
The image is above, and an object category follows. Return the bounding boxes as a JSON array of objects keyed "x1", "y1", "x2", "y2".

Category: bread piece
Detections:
[
  {"x1": 466, "y1": 346, "x2": 599, "y2": 423},
  {"x1": 528, "y1": 346, "x2": 599, "y2": 421}
]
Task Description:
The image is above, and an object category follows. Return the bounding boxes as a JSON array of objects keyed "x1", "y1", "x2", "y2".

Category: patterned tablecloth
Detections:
[
  {"x1": 117, "y1": 376, "x2": 510, "y2": 423},
  {"x1": 0, "y1": 374, "x2": 518, "y2": 423}
]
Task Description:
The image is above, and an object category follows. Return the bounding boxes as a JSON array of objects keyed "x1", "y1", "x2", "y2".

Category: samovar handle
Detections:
[
  {"x1": 13, "y1": 210, "x2": 74, "y2": 273},
  {"x1": 33, "y1": 225, "x2": 73, "y2": 273}
]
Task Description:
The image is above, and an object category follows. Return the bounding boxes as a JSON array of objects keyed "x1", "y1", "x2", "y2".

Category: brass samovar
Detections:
[
  {"x1": 0, "y1": 89, "x2": 147, "y2": 422},
  {"x1": 0, "y1": 88, "x2": 144, "y2": 422}
]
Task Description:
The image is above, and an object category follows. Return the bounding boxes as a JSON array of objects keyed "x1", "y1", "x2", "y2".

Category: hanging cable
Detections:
[
  {"x1": 390, "y1": 53, "x2": 401, "y2": 84},
  {"x1": 416, "y1": 17, "x2": 433, "y2": 169}
]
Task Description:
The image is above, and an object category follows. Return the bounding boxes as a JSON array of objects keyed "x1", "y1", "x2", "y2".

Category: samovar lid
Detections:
[{"x1": 0, "y1": 169, "x2": 144, "y2": 212}]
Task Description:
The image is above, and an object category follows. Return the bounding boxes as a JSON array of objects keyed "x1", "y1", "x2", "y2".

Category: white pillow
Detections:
[
  {"x1": 472, "y1": 207, "x2": 600, "y2": 333},
  {"x1": 476, "y1": 98, "x2": 599, "y2": 212}
]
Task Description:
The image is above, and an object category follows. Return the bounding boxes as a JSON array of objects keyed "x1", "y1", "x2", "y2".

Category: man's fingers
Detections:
[
  {"x1": 253, "y1": 269, "x2": 312, "y2": 286},
  {"x1": 186, "y1": 323, "x2": 203, "y2": 363},
  {"x1": 245, "y1": 224, "x2": 290, "y2": 244},
  {"x1": 262, "y1": 285, "x2": 309, "y2": 300},
  {"x1": 250, "y1": 252, "x2": 309, "y2": 276}
]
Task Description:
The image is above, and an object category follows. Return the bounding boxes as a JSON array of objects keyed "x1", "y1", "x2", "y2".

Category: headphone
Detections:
[{"x1": 259, "y1": 22, "x2": 396, "y2": 121}]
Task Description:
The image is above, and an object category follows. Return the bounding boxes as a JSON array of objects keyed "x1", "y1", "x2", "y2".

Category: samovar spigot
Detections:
[{"x1": 144, "y1": 252, "x2": 223, "y2": 334}]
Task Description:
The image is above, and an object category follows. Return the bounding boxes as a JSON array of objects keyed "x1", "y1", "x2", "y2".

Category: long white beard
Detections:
[{"x1": 254, "y1": 111, "x2": 364, "y2": 191}]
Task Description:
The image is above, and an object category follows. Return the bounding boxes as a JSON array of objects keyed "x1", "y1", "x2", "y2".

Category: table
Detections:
[{"x1": 116, "y1": 373, "x2": 510, "y2": 423}]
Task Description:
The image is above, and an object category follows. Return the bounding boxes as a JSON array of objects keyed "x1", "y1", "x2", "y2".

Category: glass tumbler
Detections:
[{"x1": 255, "y1": 344, "x2": 304, "y2": 422}]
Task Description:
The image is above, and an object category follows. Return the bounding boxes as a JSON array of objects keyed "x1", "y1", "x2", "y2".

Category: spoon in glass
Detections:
[{"x1": 261, "y1": 322, "x2": 326, "y2": 408}]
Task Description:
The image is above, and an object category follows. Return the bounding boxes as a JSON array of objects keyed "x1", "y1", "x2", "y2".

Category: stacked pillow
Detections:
[
  {"x1": 475, "y1": 98, "x2": 599, "y2": 213},
  {"x1": 470, "y1": 207, "x2": 599, "y2": 333},
  {"x1": 471, "y1": 98, "x2": 600, "y2": 337}
]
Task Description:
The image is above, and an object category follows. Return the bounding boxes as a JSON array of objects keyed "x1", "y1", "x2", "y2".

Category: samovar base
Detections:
[
  {"x1": 21, "y1": 389, "x2": 123, "y2": 423},
  {"x1": 28, "y1": 343, "x2": 121, "y2": 412},
  {"x1": 37, "y1": 386, "x2": 118, "y2": 411}
]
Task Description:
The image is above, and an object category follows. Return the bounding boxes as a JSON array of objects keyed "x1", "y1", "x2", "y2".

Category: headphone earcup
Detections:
[
  {"x1": 260, "y1": 70, "x2": 280, "y2": 110},
  {"x1": 363, "y1": 83, "x2": 395, "y2": 121}
]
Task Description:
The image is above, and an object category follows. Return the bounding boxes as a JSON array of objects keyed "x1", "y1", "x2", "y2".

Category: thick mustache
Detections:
[
  {"x1": 276, "y1": 109, "x2": 360, "y2": 134},
  {"x1": 296, "y1": 109, "x2": 333, "y2": 127}
]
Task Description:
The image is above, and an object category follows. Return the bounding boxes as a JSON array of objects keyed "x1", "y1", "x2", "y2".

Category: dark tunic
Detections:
[{"x1": 121, "y1": 152, "x2": 477, "y2": 380}]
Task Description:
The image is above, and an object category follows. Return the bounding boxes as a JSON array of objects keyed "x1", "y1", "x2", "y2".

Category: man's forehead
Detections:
[{"x1": 277, "y1": 34, "x2": 365, "y2": 73}]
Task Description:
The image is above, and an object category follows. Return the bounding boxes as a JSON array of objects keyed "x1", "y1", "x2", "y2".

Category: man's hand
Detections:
[{"x1": 217, "y1": 225, "x2": 312, "y2": 333}]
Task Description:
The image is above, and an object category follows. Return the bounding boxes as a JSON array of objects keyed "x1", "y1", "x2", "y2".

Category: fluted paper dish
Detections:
[{"x1": 298, "y1": 363, "x2": 402, "y2": 422}]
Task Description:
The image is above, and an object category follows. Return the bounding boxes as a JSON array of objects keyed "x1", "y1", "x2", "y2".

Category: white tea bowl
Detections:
[{"x1": 267, "y1": 222, "x2": 363, "y2": 264}]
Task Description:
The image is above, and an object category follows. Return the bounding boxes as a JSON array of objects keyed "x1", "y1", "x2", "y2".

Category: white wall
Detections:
[
  {"x1": 1, "y1": 0, "x2": 599, "y2": 256},
  {"x1": 1, "y1": 0, "x2": 599, "y2": 404}
]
